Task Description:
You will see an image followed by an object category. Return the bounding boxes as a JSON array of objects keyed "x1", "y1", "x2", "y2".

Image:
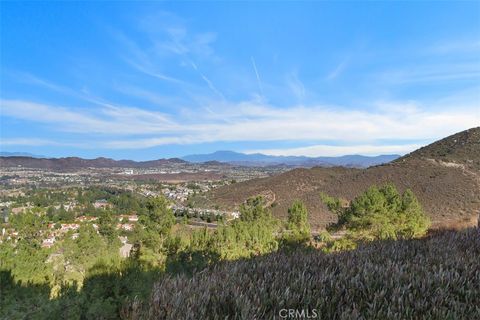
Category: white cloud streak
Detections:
[
  {"x1": 251, "y1": 56, "x2": 265, "y2": 98},
  {"x1": 3, "y1": 97, "x2": 476, "y2": 155},
  {"x1": 327, "y1": 58, "x2": 349, "y2": 80},
  {"x1": 286, "y1": 71, "x2": 306, "y2": 101}
]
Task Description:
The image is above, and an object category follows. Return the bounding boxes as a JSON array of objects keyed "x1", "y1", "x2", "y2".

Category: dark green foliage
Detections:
[
  {"x1": 98, "y1": 210, "x2": 118, "y2": 242},
  {"x1": 0, "y1": 260, "x2": 160, "y2": 320},
  {"x1": 137, "y1": 197, "x2": 175, "y2": 252},
  {"x1": 239, "y1": 195, "x2": 270, "y2": 222},
  {"x1": 322, "y1": 184, "x2": 430, "y2": 241},
  {"x1": 9, "y1": 210, "x2": 47, "y2": 246},
  {"x1": 141, "y1": 197, "x2": 175, "y2": 235}
]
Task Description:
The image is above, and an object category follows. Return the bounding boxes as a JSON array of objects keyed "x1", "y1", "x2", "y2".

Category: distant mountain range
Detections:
[
  {"x1": 0, "y1": 151, "x2": 400, "y2": 169},
  {"x1": 0, "y1": 152, "x2": 45, "y2": 158},
  {"x1": 0, "y1": 156, "x2": 187, "y2": 170},
  {"x1": 182, "y1": 151, "x2": 400, "y2": 168}
]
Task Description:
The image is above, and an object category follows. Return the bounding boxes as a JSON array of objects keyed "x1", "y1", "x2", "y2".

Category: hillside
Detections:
[
  {"x1": 132, "y1": 229, "x2": 480, "y2": 319},
  {"x1": 204, "y1": 128, "x2": 480, "y2": 230},
  {"x1": 397, "y1": 127, "x2": 480, "y2": 170},
  {"x1": 0, "y1": 156, "x2": 187, "y2": 170}
]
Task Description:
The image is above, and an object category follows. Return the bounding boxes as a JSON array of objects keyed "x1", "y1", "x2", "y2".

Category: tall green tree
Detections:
[
  {"x1": 98, "y1": 210, "x2": 117, "y2": 242},
  {"x1": 138, "y1": 197, "x2": 175, "y2": 251}
]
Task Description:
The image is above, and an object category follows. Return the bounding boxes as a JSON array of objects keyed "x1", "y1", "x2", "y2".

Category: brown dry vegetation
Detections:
[
  {"x1": 398, "y1": 126, "x2": 480, "y2": 170},
  {"x1": 204, "y1": 128, "x2": 480, "y2": 230},
  {"x1": 205, "y1": 159, "x2": 480, "y2": 230},
  {"x1": 126, "y1": 228, "x2": 480, "y2": 320}
]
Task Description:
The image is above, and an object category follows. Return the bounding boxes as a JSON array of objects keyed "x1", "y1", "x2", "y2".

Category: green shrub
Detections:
[{"x1": 322, "y1": 184, "x2": 430, "y2": 241}]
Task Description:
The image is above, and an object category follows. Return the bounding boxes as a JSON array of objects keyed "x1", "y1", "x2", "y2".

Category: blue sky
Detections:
[{"x1": 1, "y1": 2, "x2": 479, "y2": 160}]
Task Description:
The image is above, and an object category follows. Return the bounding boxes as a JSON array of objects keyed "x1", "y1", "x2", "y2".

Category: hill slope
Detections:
[
  {"x1": 397, "y1": 127, "x2": 480, "y2": 170},
  {"x1": 204, "y1": 128, "x2": 480, "y2": 229}
]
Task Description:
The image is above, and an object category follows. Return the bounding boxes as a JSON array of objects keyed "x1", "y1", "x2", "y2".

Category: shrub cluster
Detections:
[
  {"x1": 128, "y1": 228, "x2": 480, "y2": 319},
  {"x1": 321, "y1": 184, "x2": 431, "y2": 241}
]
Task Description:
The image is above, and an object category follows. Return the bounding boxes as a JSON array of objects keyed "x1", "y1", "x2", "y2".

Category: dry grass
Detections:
[{"x1": 126, "y1": 228, "x2": 480, "y2": 320}]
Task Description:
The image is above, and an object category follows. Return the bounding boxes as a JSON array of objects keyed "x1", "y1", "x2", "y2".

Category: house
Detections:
[
  {"x1": 118, "y1": 214, "x2": 138, "y2": 222},
  {"x1": 75, "y1": 216, "x2": 98, "y2": 222},
  {"x1": 127, "y1": 214, "x2": 138, "y2": 222},
  {"x1": 42, "y1": 236, "x2": 56, "y2": 248},
  {"x1": 117, "y1": 223, "x2": 135, "y2": 231},
  {"x1": 60, "y1": 223, "x2": 80, "y2": 232},
  {"x1": 93, "y1": 199, "x2": 109, "y2": 209}
]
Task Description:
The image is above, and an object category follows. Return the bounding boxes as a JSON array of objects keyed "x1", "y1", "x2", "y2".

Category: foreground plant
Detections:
[{"x1": 126, "y1": 228, "x2": 480, "y2": 319}]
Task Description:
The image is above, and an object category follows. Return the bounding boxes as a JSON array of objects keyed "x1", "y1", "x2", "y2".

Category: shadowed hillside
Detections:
[{"x1": 204, "y1": 128, "x2": 480, "y2": 230}]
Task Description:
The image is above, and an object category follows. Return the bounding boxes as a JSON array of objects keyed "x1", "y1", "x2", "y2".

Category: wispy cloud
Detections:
[
  {"x1": 327, "y1": 58, "x2": 349, "y2": 80},
  {"x1": 251, "y1": 56, "x2": 265, "y2": 98},
  {"x1": 0, "y1": 100, "x2": 178, "y2": 135},
  {"x1": 4, "y1": 96, "x2": 476, "y2": 154},
  {"x1": 286, "y1": 70, "x2": 306, "y2": 101},
  {"x1": 377, "y1": 61, "x2": 480, "y2": 85},
  {"x1": 189, "y1": 61, "x2": 225, "y2": 100},
  {"x1": 0, "y1": 138, "x2": 64, "y2": 147},
  {"x1": 427, "y1": 38, "x2": 480, "y2": 55},
  {"x1": 114, "y1": 13, "x2": 223, "y2": 98},
  {"x1": 126, "y1": 59, "x2": 186, "y2": 84}
]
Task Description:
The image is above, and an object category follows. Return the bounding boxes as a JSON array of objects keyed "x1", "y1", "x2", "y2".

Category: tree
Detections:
[
  {"x1": 287, "y1": 200, "x2": 310, "y2": 239},
  {"x1": 98, "y1": 210, "x2": 117, "y2": 242},
  {"x1": 239, "y1": 196, "x2": 270, "y2": 222},
  {"x1": 322, "y1": 184, "x2": 430, "y2": 241},
  {"x1": 138, "y1": 197, "x2": 175, "y2": 251},
  {"x1": 9, "y1": 210, "x2": 47, "y2": 246}
]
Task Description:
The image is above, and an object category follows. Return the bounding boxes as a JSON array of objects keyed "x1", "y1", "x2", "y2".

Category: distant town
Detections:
[{"x1": 0, "y1": 160, "x2": 285, "y2": 257}]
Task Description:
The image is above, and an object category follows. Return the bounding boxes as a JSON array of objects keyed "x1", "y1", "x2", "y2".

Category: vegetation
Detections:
[
  {"x1": 397, "y1": 126, "x2": 480, "y2": 170},
  {"x1": 0, "y1": 184, "x2": 468, "y2": 319},
  {"x1": 127, "y1": 228, "x2": 480, "y2": 319},
  {"x1": 166, "y1": 195, "x2": 281, "y2": 273},
  {"x1": 321, "y1": 184, "x2": 430, "y2": 243},
  {"x1": 286, "y1": 199, "x2": 310, "y2": 240},
  {"x1": 0, "y1": 193, "x2": 285, "y2": 318}
]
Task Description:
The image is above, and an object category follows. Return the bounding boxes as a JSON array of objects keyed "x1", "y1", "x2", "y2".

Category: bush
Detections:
[{"x1": 322, "y1": 184, "x2": 430, "y2": 241}]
